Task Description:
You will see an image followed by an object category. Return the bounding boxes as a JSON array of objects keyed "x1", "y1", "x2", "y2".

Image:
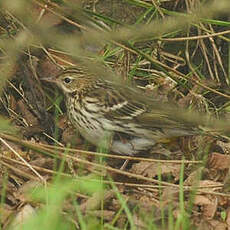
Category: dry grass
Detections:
[{"x1": 0, "y1": 0, "x2": 230, "y2": 229}]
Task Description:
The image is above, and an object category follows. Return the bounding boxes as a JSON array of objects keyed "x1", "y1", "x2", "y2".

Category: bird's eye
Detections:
[{"x1": 63, "y1": 77, "x2": 71, "y2": 84}]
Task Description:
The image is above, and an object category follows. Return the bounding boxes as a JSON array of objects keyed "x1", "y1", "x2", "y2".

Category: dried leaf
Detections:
[
  {"x1": 130, "y1": 161, "x2": 181, "y2": 180},
  {"x1": 194, "y1": 195, "x2": 217, "y2": 219},
  {"x1": 225, "y1": 208, "x2": 230, "y2": 228},
  {"x1": 10, "y1": 204, "x2": 36, "y2": 230},
  {"x1": 184, "y1": 167, "x2": 204, "y2": 186},
  {"x1": 208, "y1": 152, "x2": 230, "y2": 170}
]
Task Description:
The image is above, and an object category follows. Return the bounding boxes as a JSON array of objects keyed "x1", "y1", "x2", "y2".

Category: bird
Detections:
[{"x1": 42, "y1": 67, "x2": 198, "y2": 155}]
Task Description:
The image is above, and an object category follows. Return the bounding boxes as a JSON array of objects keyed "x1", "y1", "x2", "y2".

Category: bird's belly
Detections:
[
  {"x1": 111, "y1": 136, "x2": 155, "y2": 155},
  {"x1": 67, "y1": 107, "x2": 111, "y2": 146},
  {"x1": 67, "y1": 104, "x2": 156, "y2": 155},
  {"x1": 68, "y1": 110, "x2": 155, "y2": 155}
]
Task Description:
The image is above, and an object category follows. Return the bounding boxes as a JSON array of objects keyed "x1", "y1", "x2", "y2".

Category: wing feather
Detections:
[{"x1": 85, "y1": 81, "x2": 196, "y2": 136}]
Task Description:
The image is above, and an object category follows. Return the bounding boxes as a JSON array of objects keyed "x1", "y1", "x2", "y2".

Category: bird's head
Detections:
[{"x1": 41, "y1": 68, "x2": 94, "y2": 95}]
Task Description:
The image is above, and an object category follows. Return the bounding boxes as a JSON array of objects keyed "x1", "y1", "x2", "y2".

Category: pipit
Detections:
[{"x1": 42, "y1": 67, "x2": 197, "y2": 155}]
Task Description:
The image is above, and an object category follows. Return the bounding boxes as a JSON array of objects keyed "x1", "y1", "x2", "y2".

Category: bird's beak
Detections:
[{"x1": 40, "y1": 77, "x2": 56, "y2": 83}]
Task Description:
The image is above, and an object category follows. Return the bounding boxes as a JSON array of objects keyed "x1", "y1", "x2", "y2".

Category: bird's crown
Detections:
[{"x1": 55, "y1": 68, "x2": 95, "y2": 94}]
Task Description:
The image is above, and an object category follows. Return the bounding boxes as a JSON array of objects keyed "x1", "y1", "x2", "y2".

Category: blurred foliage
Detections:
[{"x1": 0, "y1": 0, "x2": 230, "y2": 229}]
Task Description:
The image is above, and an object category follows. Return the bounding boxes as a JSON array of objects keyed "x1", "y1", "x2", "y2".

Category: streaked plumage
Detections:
[{"x1": 44, "y1": 67, "x2": 197, "y2": 155}]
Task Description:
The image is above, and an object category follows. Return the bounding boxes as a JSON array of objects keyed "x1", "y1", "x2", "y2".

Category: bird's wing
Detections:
[
  {"x1": 86, "y1": 85, "x2": 146, "y2": 119},
  {"x1": 136, "y1": 110, "x2": 196, "y2": 133},
  {"x1": 85, "y1": 82, "x2": 197, "y2": 137}
]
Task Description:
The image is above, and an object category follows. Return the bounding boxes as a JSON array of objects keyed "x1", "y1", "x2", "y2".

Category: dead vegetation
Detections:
[{"x1": 0, "y1": 0, "x2": 230, "y2": 229}]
